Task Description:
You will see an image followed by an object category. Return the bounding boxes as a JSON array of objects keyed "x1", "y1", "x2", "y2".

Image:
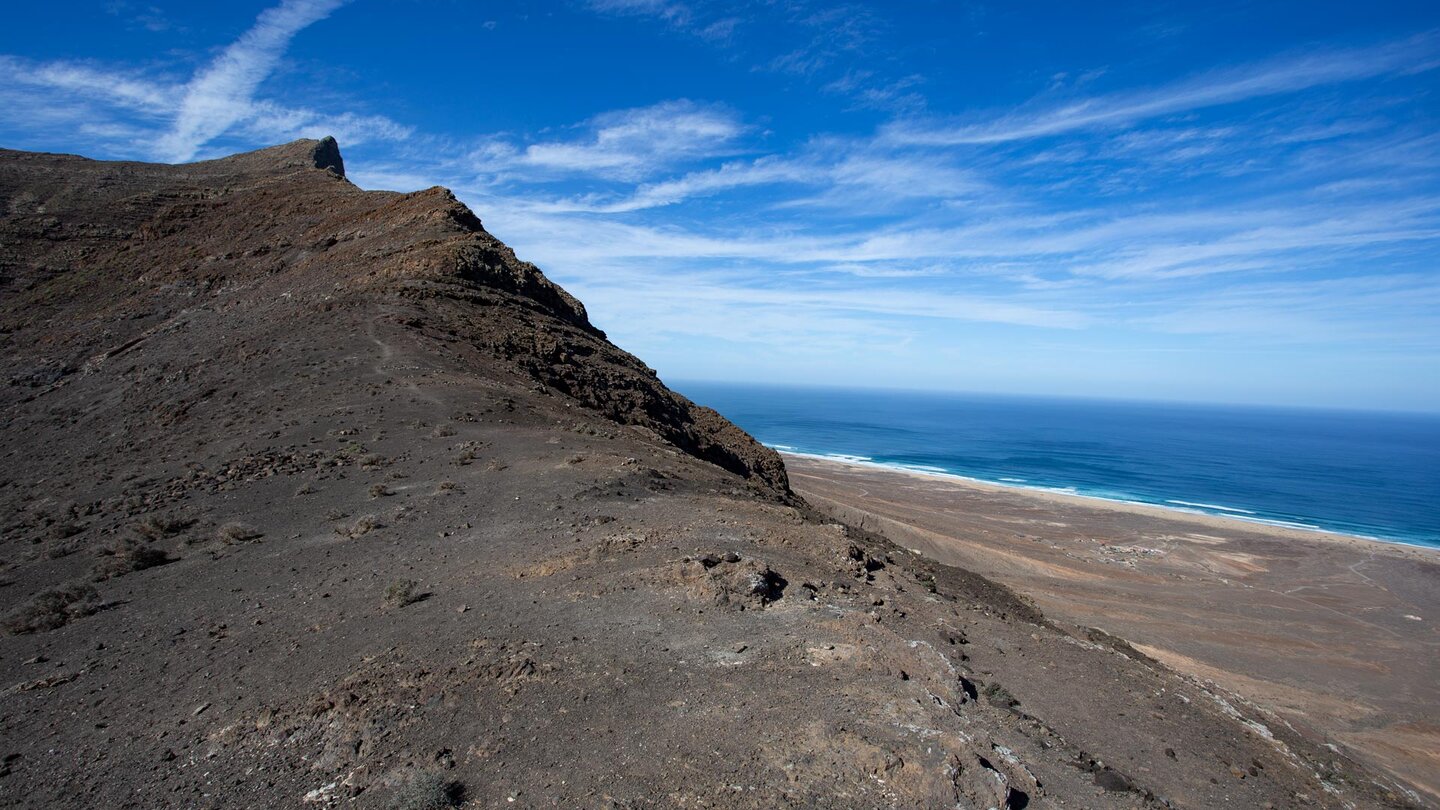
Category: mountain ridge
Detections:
[{"x1": 0, "y1": 137, "x2": 788, "y2": 496}]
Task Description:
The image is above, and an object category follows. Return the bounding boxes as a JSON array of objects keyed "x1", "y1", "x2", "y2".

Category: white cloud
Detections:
[
  {"x1": 518, "y1": 100, "x2": 746, "y2": 180},
  {"x1": 1133, "y1": 273, "x2": 1440, "y2": 347},
  {"x1": 158, "y1": 0, "x2": 350, "y2": 161},
  {"x1": 514, "y1": 143, "x2": 988, "y2": 214},
  {"x1": 0, "y1": 1, "x2": 412, "y2": 162},
  {"x1": 1, "y1": 58, "x2": 176, "y2": 113},
  {"x1": 585, "y1": 0, "x2": 694, "y2": 28},
  {"x1": 883, "y1": 33, "x2": 1440, "y2": 146}
]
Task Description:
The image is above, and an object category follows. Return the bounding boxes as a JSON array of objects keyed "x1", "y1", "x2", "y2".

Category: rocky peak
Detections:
[{"x1": 184, "y1": 135, "x2": 346, "y2": 178}]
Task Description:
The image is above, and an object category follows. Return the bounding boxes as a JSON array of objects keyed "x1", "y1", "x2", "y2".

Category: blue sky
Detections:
[{"x1": 3, "y1": 1, "x2": 1439, "y2": 411}]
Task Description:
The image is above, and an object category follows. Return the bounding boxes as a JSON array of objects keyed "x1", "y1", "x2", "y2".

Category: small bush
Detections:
[
  {"x1": 369, "y1": 483, "x2": 393, "y2": 499},
  {"x1": 4, "y1": 583, "x2": 100, "y2": 634},
  {"x1": 434, "y1": 480, "x2": 460, "y2": 495},
  {"x1": 384, "y1": 579, "x2": 421, "y2": 608},
  {"x1": 339, "y1": 514, "x2": 381, "y2": 538},
  {"x1": 91, "y1": 537, "x2": 173, "y2": 581},
  {"x1": 133, "y1": 514, "x2": 193, "y2": 541},
  {"x1": 359, "y1": 453, "x2": 388, "y2": 470},
  {"x1": 217, "y1": 522, "x2": 263, "y2": 544},
  {"x1": 389, "y1": 771, "x2": 463, "y2": 810},
  {"x1": 45, "y1": 535, "x2": 88, "y2": 559},
  {"x1": 47, "y1": 522, "x2": 86, "y2": 540}
]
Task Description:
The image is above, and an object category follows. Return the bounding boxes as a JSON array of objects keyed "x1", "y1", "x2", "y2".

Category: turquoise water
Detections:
[{"x1": 676, "y1": 381, "x2": 1440, "y2": 548}]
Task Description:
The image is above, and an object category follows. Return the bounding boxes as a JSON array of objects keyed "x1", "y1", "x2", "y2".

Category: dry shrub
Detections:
[
  {"x1": 91, "y1": 537, "x2": 172, "y2": 581},
  {"x1": 359, "y1": 453, "x2": 388, "y2": 470},
  {"x1": 47, "y1": 522, "x2": 85, "y2": 540},
  {"x1": 338, "y1": 514, "x2": 381, "y2": 538},
  {"x1": 388, "y1": 771, "x2": 463, "y2": 809},
  {"x1": 4, "y1": 583, "x2": 100, "y2": 634},
  {"x1": 383, "y1": 579, "x2": 421, "y2": 608},
  {"x1": 451, "y1": 441, "x2": 482, "y2": 466},
  {"x1": 217, "y1": 522, "x2": 263, "y2": 544},
  {"x1": 133, "y1": 514, "x2": 193, "y2": 541}
]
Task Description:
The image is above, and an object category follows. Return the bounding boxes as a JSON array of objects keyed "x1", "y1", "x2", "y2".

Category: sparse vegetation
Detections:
[
  {"x1": 47, "y1": 522, "x2": 85, "y2": 540},
  {"x1": 217, "y1": 522, "x2": 263, "y2": 544},
  {"x1": 339, "y1": 514, "x2": 381, "y2": 538},
  {"x1": 4, "y1": 583, "x2": 100, "y2": 634},
  {"x1": 133, "y1": 514, "x2": 193, "y2": 541},
  {"x1": 44, "y1": 538, "x2": 84, "y2": 559},
  {"x1": 359, "y1": 453, "x2": 387, "y2": 470},
  {"x1": 435, "y1": 480, "x2": 459, "y2": 494},
  {"x1": 388, "y1": 771, "x2": 463, "y2": 810},
  {"x1": 384, "y1": 579, "x2": 421, "y2": 608},
  {"x1": 91, "y1": 537, "x2": 172, "y2": 581},
  {"x1": 369, "y1": 483, "x2": 393, "y2": 499}
]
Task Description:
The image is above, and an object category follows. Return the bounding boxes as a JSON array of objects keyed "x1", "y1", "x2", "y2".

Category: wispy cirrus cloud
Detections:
[
  {"x1": 0, "y1": 58, "x2": 177, "y2": 114},
  {"x1": 509, "y1": 139, "x2": 989, "y2": 214},
  {"x1": 582, "y1": 0, "x2": 917, "y2": 112},
  {"x1": 448, "y1": 179, "x2": 1436, "y2": 282},
  {"x1": 515, "y1": 100, "x2": 747, "y2": 180},
  {"x1": 883, "y1": 32, "x2": 1440, "y2": 146},
  {"x1": 583, "y1": 0, "x2": 740, "y2": 42},
  {"x1": 0, "y1": 0, "x2": 411, "y2": 162},
  {"x1": 1134, "y1": 273, "x2": 1440, "y2": 347},
  {"x1": 158, "y1": 0, "x2": 349, "y2": 161}
]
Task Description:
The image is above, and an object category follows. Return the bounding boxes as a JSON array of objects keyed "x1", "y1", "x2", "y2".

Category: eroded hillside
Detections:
[{"x1": 0, "y1": 140, "x2": 1418, "y2": 809}]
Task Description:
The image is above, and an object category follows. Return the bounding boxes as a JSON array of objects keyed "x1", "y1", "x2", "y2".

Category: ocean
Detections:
[{"x1": 675, "y1": 381, "x2": 1440, "y2": 548}]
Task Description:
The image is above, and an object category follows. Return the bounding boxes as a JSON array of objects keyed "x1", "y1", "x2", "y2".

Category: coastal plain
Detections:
[{"x1": 787, "y1": 453, "x2": 1440, "y2": 805}]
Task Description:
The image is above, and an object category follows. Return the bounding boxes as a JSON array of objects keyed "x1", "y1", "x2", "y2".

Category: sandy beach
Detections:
[{"x1": 786, "y1": 452, "x2": 1440, "y2": 804}]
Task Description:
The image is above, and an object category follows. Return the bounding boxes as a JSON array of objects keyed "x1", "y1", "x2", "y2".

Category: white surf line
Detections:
[
  {"x1": 1166, "y1": 499, "x2": 1257, "y2": 515},
  {"x1": 778, "y1": 449, "x2": 1437, "y2": 549}
]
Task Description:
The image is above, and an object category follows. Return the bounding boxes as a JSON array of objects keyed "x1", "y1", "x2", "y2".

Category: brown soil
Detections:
[
  {"x1": 788, "y1": 454, "x2": 1440, "y2": 807},
  {"x1": 0, "y1": 140, "x2": 1423, "y2": 808}
]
